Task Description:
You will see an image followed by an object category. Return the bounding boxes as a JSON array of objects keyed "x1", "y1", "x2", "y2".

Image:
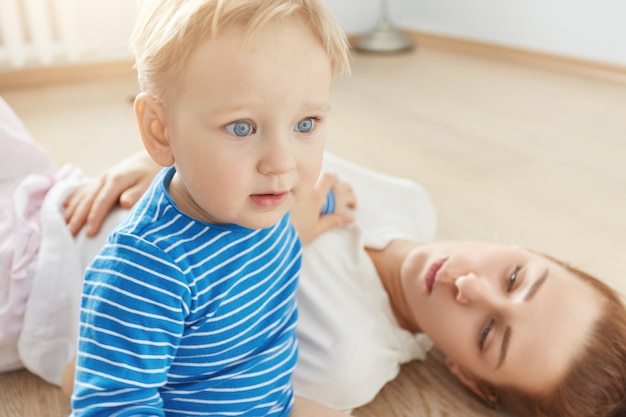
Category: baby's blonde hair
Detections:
[{"x1": 130, "y1": 0, "x2": 351, "y2": 103}]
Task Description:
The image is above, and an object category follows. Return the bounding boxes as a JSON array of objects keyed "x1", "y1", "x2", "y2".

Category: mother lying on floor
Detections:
[
  {"x1": 3, "y1": 97, "x2": 625, "y2": 417},
  {"x1": 62, "y1": 155, "x2": 626, "y2": 417}
]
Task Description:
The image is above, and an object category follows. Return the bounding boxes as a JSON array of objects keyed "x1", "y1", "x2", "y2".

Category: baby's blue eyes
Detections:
[
  {"x1": 225, "y1": 121, "x2": 254, "y2": 137},
  {"x1": 294, "y1": 118, "x2": 315, "y2": 133},
  {"x1": 224, "y1": 118, "x2": 316, "y2": 137}
]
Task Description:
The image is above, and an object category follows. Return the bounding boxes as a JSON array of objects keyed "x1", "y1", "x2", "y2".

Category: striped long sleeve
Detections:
[{"x1": 72, "y1": 167, "x2": 300, "y2": 417}]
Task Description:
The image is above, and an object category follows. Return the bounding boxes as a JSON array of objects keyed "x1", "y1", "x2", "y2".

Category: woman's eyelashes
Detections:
[
  {"x1": 479, "y1": 318, "x2": 495, "y2": 351},
  {"x1": 507, "y1": 265, "x2": 522, "y2": 292},
  {"x1": 479, "y1": 265, "x2": 523, "y2": 352}
]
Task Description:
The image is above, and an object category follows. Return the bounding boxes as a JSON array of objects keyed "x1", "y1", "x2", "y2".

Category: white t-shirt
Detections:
[{"x1": 293, "y1": 153, "x2": 436, "y2": 411}]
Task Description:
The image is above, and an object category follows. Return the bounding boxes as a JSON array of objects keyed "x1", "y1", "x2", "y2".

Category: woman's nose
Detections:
[{"x1": 454, "y1": 272, "x2": 500, "y2": 307}]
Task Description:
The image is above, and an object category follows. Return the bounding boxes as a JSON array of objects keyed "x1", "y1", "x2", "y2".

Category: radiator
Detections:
[{"x1": 0, "y1": 0, "x2": 81, "y2": 69}]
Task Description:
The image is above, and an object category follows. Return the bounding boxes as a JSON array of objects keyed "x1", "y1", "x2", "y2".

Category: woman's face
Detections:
[{"x1": 401, "y1": 240, "x2": 603, "y2": 394}]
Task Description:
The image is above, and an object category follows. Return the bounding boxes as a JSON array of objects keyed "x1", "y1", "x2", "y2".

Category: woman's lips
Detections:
[
  {"x1": 250, "y1": 192, "x2": 288, "y2": 209},
  {"x1": 426, "y1": 257, "x2": 447, "y2": 294}
]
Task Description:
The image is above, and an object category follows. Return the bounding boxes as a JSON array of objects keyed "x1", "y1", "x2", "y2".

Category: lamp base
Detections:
[{"x1": 354, "y1": 22, "x2": 415, "y2": 53}]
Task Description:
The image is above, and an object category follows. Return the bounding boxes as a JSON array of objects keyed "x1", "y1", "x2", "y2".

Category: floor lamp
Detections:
[{"x1": 354, "y1": 0, "x2": 414, "y2": 53}]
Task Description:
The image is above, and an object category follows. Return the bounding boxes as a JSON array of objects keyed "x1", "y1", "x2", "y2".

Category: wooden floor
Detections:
[{"x1": 1, "y1": 37, "x2": 625, "y2": 416}]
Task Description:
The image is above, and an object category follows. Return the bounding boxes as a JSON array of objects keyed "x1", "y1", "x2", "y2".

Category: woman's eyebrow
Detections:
[
  {"x1": 496, "y1": 326, "x2": 511, "y2": 369},
  {"x1": 524, "y1": 268, "x2": 549, "y2": 301},
  {"x1": 496, "y1": 268, "x2": 549, "y2": 369}
]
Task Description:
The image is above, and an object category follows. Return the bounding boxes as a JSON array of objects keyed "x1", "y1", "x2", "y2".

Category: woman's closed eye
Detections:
[{"x1": 225, "y1": 120, "x2": 255, "y2": 137}]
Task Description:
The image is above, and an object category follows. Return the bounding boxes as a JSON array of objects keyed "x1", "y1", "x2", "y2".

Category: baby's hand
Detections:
[
  {"x1": 64, "y1": 151, "x2": 161, "y2": 236},
  {"x1": 291, "y1": 172, "x2": 356, "y2": 245}
]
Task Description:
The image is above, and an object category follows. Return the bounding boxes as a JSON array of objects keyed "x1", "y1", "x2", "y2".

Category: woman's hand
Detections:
[
  {"x1": 291, "y1": 172, "x2": 357, "y2": 245},
  {"x1": 64, "y1": 151, "x2": 161, "y2": 236}
]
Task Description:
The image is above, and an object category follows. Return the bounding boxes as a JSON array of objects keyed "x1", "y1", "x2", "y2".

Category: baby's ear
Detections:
[
  {"x1": 134, "y1": 93, "x2": 174, "y2": 167},
  {"x1": 446, "y1": 359, "x2": 497, "y2": 406}
]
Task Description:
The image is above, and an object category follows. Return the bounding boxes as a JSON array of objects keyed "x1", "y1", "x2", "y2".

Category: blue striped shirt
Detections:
[{"x1": 72, "y1": 167, "x2": 300, "y2": 416}]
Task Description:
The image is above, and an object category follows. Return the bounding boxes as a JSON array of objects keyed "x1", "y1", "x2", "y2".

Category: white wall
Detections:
[
  {"x1": 328, "y1": 0, "x2": 626, "y2": 66},
  {"x1": 1, "y1": 0, "x2": 625, "y2": 71},
  {"x1": 72, "y1": 0, "x2": 139, "y2": 64},
  {"x1": 407, "y1": 0, "x2": 626, "y2": 67}
]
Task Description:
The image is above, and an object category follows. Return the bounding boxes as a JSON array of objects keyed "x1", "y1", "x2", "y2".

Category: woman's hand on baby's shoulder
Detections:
[
  {"x1": 291, "y1": 172, "x2": 356, "y2": 245},
  {"x1": 64, "y1": 151, "x2": 161, "y2": 236}
]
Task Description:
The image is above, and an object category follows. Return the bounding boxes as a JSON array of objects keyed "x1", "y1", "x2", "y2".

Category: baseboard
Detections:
[
  {"x1": 0, "y1": 60, "x2": 136, "y2": 91},
  {"x1": 350, "y1": 30, "x2": 626, "y2": 84},
  {"x1": 2, "y1": 32, "x2": 625, "y2": 90}
]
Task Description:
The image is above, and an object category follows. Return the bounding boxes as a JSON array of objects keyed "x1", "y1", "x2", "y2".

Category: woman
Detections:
[
  {"x1": 60, "y1": 151, "x2": 626, "y2": 417},
  {"x1": 365, "y1": 239, "x2": 626, "y2": 417},
  {"x1": 3, "y1": 98, "x2": 625, "y2": 416}
]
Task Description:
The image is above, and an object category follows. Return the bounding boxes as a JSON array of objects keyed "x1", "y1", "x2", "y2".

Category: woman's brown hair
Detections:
[{"x1": 494, "y1": 261, "x2": 626, "y2": 417}]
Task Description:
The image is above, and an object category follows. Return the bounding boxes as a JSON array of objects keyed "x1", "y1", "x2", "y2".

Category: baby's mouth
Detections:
[{"x1": 250, "y1": 192, "x2": 288, "y2": 209}]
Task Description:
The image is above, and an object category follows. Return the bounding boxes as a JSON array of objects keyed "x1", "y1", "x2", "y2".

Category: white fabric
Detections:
[
  {"x1": 18, "y1": 177, "x2": 128, "y2": 384},
  {"x1": 293, "y1": 153, "x2": 437, "y2": 412},
  {"x1": 0, "y1": 97, "x2": 58, "y2": 372},
  {"x1": 0, "y1": 97, "x2": 118, "y2": 382}
]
